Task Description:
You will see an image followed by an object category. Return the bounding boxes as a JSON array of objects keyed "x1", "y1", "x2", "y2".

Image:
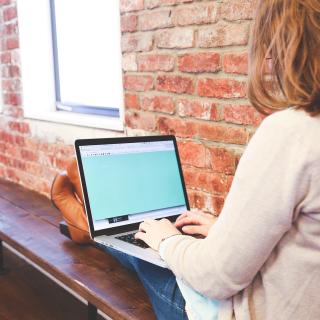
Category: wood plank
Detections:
[
  {"x1": 0, "y1": 181, "x2": 156, "y2": 320},
  {"x1": 0, "y1": 246, "x2": 105, "y2": 320},
  {"x1": 0, "y1": 178, "x2": 62, "y2": 227}
]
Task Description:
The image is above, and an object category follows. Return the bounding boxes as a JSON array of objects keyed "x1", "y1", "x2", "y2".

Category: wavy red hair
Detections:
[{"x1": 248, "y1": 0, "x2": 320, "y2": 115}]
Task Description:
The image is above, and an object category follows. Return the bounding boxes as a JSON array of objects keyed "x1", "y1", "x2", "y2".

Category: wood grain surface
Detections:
[{"x1": 0, "y1": 178, "x2": 156, "y2": 320}]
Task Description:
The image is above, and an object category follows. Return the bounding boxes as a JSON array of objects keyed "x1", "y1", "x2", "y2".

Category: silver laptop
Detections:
[{"x1": 75, "y1": 135, "x2": 189, "y2": 268}]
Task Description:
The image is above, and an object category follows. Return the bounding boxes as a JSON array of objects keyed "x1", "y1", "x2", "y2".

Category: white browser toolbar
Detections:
[{"x1": 80, "y1": 141, "x2": 174, "y2": 157}]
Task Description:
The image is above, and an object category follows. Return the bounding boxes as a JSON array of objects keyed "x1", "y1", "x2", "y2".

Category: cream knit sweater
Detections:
[{"x1": 162, "y1": 108, "x2": 320, "y2": 320}]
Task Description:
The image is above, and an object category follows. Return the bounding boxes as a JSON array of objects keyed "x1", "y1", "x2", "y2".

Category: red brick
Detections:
[
  {"x1": 145, "y1": 0, "x2": 193, "y2": 9},
  {"x1": 207, "y1": 146, "x2": 236, "y2": 174},
  {"x1": 10, "y1": 158, "x2": 27, "y2": 171},
  {"x1": 187, "y1": 189, "x2": 206, "y2": 210},
  {"x1": 39, "y1": 154, "x2": 56, "y2": 167},
  {"x1": 198, "y1": 123, "x2": 249, "y2": 144},
  {"x1": 3, "y1": 7, "x2": 17, "y2": 21},
  {"x1": 125, "y1": 110, "x2": 157, "y2": 131},
  {"x1": 8, "y1": 121, "x2": 30, "y2": 134},
  {"x1": 156, "y1": 28, "x2": 194, "y2": 49},
  {"x1": 121, "y1": 33, "x2": 153, "y2": 52},
  {"x1": 122, "y1": 53, "x2": 137, "y2": 71},
  {"x1": 32, "y1": 138, "x2": 56, "y2": 154},
  {"x1": 20, "y1": 149, "x2": 39, "y2": 162},
  {"x1": 121, "y1": 14, "x2": 138, "y2": 32},
  {"x1": 218, "y1": 0, "x2": 256, "y2": 21},
  {"x1": 1, "y1": 132, "x2": 14, "y2": 144},
  {"x1": 3, "y1": 22, "x2": 18, "y2": 36},
  {"x1": 2, "y1": 79, "x2": 20, "y2": 92},
  {"x1": 0, "y1": 154, "x2": 9, "y2": 166},
  {"x1": 2, "y1": 132, "x2": 13, "y2": 145},
  {"x1": 7, "y1": 156, "x2": 19, "y2": 169},
  {"x1": 139, "y1": 10, "x2": 172, "y2": 31},
  {"x1": 2, "y1": 106, "x2": 24, "y2": 118},
  {"x1": 5, "y1": 37, "x2": 19, "y2": 50},
  {"x1": 141, "y1": 95, "x2": 175, "y2": 114},
  {"x1": 54, "y1": 144, "x2": 74, "y2": 158},
  {"x1": 1, "y1": 67, "x2": 9, "y2": 78},
  {"x1": 11, "y1": 50, "x2": 20, "y2": 64},
  {"x1": 0, "y1": 52, "x2": 11, "y2": 64},
  {"x1": 4, "y1": 93, "x2": 21, "y2": 106},
  {"x1": 183, "y1": 167, "x2": 228, "y2": 194},
  {"x1": 211, "y1": 195, "x2": 225, "y2": 215},
  {"x1": 187, "y1": 190, "x2": 221, "y2": 213},
  {"x1": 25, "y1": 162, "x2": 57, "y2": 181},
  {"x1": 223, "y1": 52, "x2": 248, "y2": 74},
  {"x1": 120, "y1": 0, "x2": 144, "y2": 12},
  {"x1": 0, "y1": 142, "x2": 5, "y2": 153},
  {"x1": 223, "y1": 104, "x2": 265, "y2": 126},
  {"x1": 124, "y1": 74, "x2": 154, "y2": 91},
  {"x1": 156, "y1": 75, "x2": 194, "y2": 94},
  {"x1": 210, "y1": 106, "x2": 220, "y2": 121},
  {"x1": 198, "y1": 78, "x2": 247, "y2": 98},
  {"x1": 8, "y1": 65, "x2": 20, "y2": 77},
  {"x1": 4, "y1": 143, "x2": 20, "y2": 158},
  {"x1": 125, "y1": 93, "x2": 140, "y2": 110},
  {"x1": 172, "y1": 3, "x2": 217, "y2": 26},
  {"x1": 198, "y1": 21, "x2": 250, "y2": 48},
  {"x1": 138, "y1": 54, "x2": 175, "y2": 72},
  {"x1": 1, "y1": 132, "x2": 25, "y2": 148},
  {"x1": 157, "y1": 116, "x2": 197, "y2": 138},
  {"x1": 5, "y1": 168, "x2": 20, "y2": 183},
  {"x1": 24, "y1": 138, "x2": 40, "y2": 152},
  {"x1": 178, "y1": 52, "x2": 221, "y2": 73},
  {"x1": 15, "y1": 136, "x2": 25, "y2": 147},
  {"x1": 8, "y1": 65, "x2": 20, "y2": 78},
  {"x1": 177, "y1": 141, "x2": 206, "y2": 168},
  {"x1": 177, "y1": 98, "x2": 219, "y2": 121},
  {"x1": 1, "y1": 65, "x2": 19, "y2": 78},
  {"x1": 226, "y1": 175, "x2": 234, "y2": 193}
]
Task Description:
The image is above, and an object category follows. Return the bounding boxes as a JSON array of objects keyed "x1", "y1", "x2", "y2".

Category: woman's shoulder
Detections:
[
  {"x1": 258, "y1": 108, "x2": 320, "y2": 141},
  {"x1": 262, "y1": 107, "x2": 320, "y2": 131},
  {"x1": 257, "y1": 107, "x2": 320, "y2": 160}
]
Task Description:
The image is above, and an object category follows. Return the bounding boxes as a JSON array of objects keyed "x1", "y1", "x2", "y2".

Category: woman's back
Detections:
[
  {"x1": 162, "y1": 107, "x2": 320, "y2": 320},
  {"x1": 232, "y1": 108, "x2": 320, "y2": 320}
]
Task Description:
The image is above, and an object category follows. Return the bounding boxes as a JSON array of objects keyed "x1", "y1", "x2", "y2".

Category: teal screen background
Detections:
[{"x1": 82, "y1": 150, "x2": 186, "y2": 221}]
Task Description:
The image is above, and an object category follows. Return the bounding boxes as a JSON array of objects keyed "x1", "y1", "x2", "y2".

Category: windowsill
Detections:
[{"x1": 24, "y1": 110, "x2": 124, "y2": 132}]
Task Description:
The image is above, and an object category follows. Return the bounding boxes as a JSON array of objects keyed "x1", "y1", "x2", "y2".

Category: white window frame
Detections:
[{"x1": 16, "y1": 0, "x2": 124, "y2": 131}]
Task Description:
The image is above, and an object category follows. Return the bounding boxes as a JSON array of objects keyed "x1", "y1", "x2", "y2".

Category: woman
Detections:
[
  {"x1": 112, "y1": 0, "x2": 320, "y2": 319},
  {"x1": 53, "y1": 0, "x2": 320, "y2": 319},
  {"x1": 107, "y1": 0, "x2": 320, "y2": 320}
]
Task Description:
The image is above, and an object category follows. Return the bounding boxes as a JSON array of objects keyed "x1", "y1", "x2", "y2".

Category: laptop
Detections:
[{"x1": 75, "y1": 135, "x2": 190, "y2": 268}]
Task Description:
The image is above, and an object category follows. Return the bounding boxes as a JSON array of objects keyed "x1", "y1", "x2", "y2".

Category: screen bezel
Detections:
[{"x1": 75, "y1": 135, "x2": 190, "y2": 238}]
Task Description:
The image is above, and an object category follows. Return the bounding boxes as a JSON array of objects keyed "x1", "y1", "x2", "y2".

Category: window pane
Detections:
[{"x1": 53, "y1": 0, "x2": 123, "y2": 111}]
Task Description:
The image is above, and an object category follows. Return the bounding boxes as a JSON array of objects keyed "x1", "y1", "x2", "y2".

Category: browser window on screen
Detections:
[{"x1": 79, "y1": 141, "x2": 187, "y2": 231}]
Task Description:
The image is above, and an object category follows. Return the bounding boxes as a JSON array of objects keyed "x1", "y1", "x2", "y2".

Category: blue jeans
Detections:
[{"x1": 97, "y1": 244, "x2": 188, "y2": 320}]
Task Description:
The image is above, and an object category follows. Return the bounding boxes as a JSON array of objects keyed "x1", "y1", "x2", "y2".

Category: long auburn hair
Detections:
[{"x1": 248, "y1": 0, "x2": 320, "y2": 115}]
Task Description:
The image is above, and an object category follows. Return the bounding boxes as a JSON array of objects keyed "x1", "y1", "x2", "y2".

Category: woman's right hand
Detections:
[{"x1": 174, "y1": 210, "x2": 217, "y2": 237}]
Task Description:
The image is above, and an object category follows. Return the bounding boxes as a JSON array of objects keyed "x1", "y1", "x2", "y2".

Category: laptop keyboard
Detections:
[{"x1": 115, "y1": 232, "x2": 149, "y2": 249}]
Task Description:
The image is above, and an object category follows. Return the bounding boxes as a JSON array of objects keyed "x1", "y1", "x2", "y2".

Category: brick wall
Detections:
[{"x1": 0, "y1": 0, "x2": 263, "y2": 216}]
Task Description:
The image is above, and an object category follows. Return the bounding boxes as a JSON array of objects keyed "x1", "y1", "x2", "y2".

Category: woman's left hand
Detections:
[{"x1": 135, "y1": 218, "x2": 181, "y2": 251}]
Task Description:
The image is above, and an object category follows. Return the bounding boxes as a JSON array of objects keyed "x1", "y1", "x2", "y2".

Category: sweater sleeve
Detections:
[{"x1": 162, "y1": 111, "x2": 311, "y2": 300}]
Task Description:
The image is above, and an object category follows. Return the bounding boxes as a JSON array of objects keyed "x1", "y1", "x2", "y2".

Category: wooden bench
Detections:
[{"x1": 0, "y1": 178, "x2": 156, "y2": 320}]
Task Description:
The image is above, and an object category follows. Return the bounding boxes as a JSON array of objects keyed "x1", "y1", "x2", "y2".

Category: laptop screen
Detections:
[{"x1": 78, "y1": 139, "x2": 187, "y2": 231}]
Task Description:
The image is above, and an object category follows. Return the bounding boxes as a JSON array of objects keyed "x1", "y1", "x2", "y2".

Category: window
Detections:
[{"x1": 17, "y1": 0, "x2": 124, "y2": 131}]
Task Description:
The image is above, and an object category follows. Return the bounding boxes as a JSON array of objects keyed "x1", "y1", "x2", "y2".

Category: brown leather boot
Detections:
[{"x1": 51, "y1": 158, "x2": 91, "y2": 244}]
